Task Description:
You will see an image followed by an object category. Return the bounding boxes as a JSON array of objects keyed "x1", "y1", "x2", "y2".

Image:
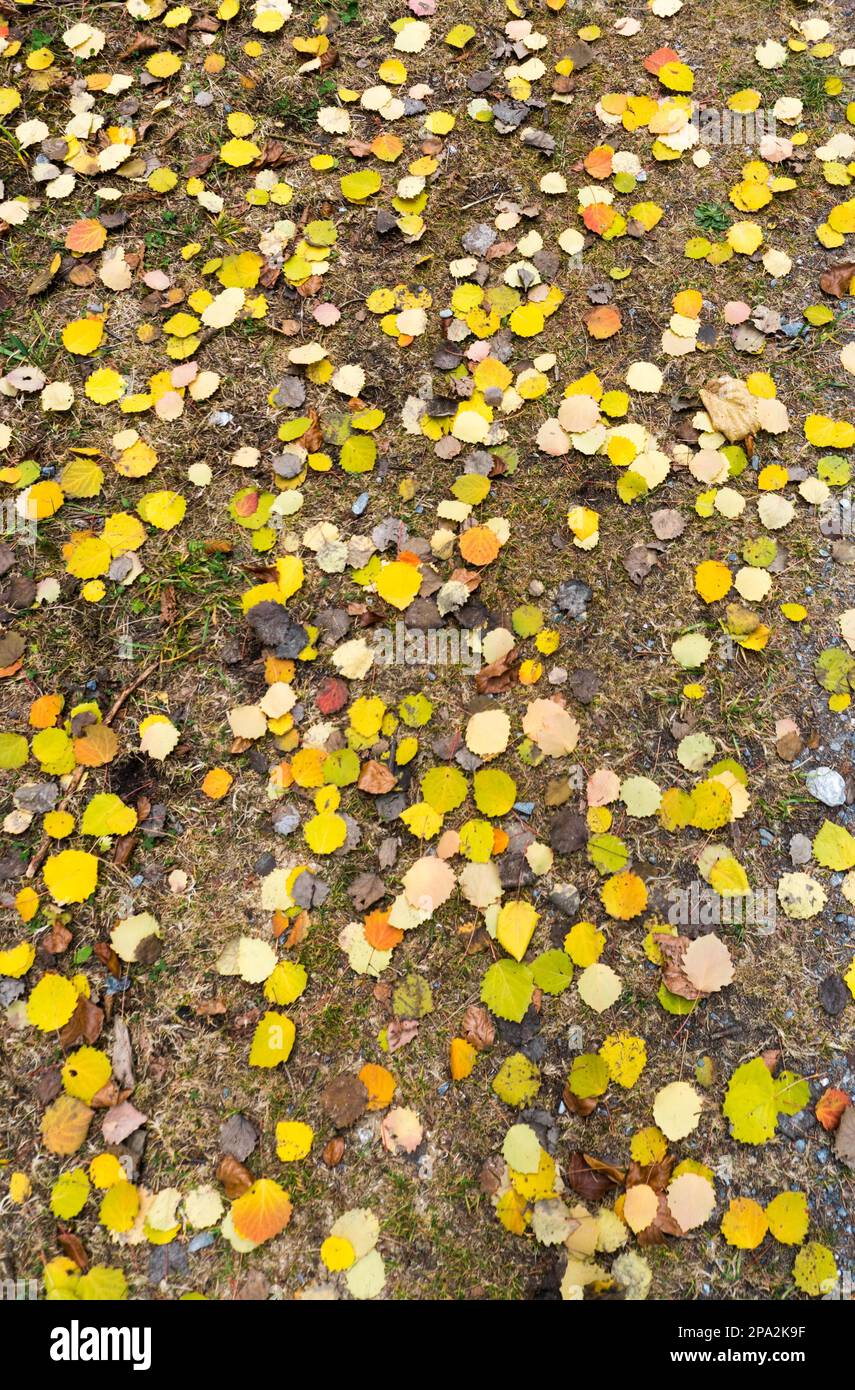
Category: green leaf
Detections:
[
  {"x1": 0, "y1": 732, "x2": 28, "y2": 770},
  {"x1": 492, "y1": 1051, "x2": 540, "y2": 1107},
  {"x1": 480, "y1": 959, "x2": 534, "y2": 1022},
  {"x1": 587, "y1": 833, "x2": 628, "y2": 875},
  {"x1": 569, "y1": 1053, "x2": 609, "y2": 1099},
  {"x1": 392, "y1": 973, "x2": 433, "y2": 1020},
  {"x1": 774, "y1": 1070, "x2": 810, "y2": 1117},
  {"x1": 531, "y1": 949, "x2": 573, "y2": 995},
  {"x1": 723, "y1": 1058, "x2": 778, "y2": 1144},
  {"x1": 420, "y1": 764, "x2": 467, "y2": 813},
  {"x1": 322, "y1": 747, "x2": 361, "y2": 786},
  {"x1": 722, "y1": 1058, "x2": 807, "y2": 1143},
  {"x1": 658, "y1": 983, "x2": 697, "y2": 1016},
  {"x1": 812, "y1": 819, "x2": 855, "y2": 871}
]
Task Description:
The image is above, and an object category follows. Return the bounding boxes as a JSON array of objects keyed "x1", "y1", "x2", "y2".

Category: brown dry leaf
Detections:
[
  {"x1": 219, "y1": 1112, "x2": 258, "y2": 1161},
  {"x1": 461, "y1": 1003, "x2": 495, "y2": 1051},
  {"x1": 59, "y1": 995, "x2": 104, "y2": 1048},
  {"x1": 835, "y1": 1106, "x2": 855, "y2": 1165},
  {"x1": 699, "y1": 376, "x2": 758, "y2": 441},
  {"x1": 654, "y1": 932, "x2": 701, "y2": 1000},
  {"x1": 320, "y1": 1072, "x2": 368, "y2": 1128},
  {"x1": 44, "y1": 921, "x2": 73, "y2": 955},
  {"x1": 101, "y1": 1100, "x2": 147, "y2": 1144},
  {"x1": 358, "y1": 760, "x2": 397, "y2": 794},
  {"x1": 386, "y1": 1017, "x2": 419, "y2": 1052},
  {"x1": 58, "y1": 1229, "x2": 89, "y2": 1270},
  {"x1": 216, "y1": 1154, "x2": 254, "y2": 1198},
  {"x1": 565, "y1": 1151, "x2": 625, "y2": 1201},
  {"x1": 475, "y1": 648, "x2": 519, "y2": 694},
  {"x1": 819, "y1": 261, "x2": 855, "y2": 298},
  {"x1": 321, "y1": 1136, "x2": 346, "y2": 1167}
]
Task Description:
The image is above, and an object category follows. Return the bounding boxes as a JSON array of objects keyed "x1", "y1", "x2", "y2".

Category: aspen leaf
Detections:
[
  {"x1": 531, "y1": 949, "x2": 573, "y2": 995},
  {"x1": 577, "y1": 962, "x2": 622, "y2": 1013},
  {"x1": 522, "y1": 699, "x2": 579, "y2": 756},
  {"x1": 375, "y1": 560, "x2": 422, "y2": 609},
  {"x1": 682, "y1": 934, "x2": 734, "y2": 993},
  {"x1": 449, "y1": 1037, "x2": 477, "y2": 1080},
  {"x1": 50, "y1": 1169, "x2": 91, "y2": 1220},
  {"x1": 721, "y1": 1196, "x2": 767, "y2": 1249},
  {"x1": 27, "y1": 972, "x2": 78, "y2": 1030},
  {"x1": 496, "y1": 899, "x2": 539, "y2": 961},
  {"x1": 80, "y1": 793, "x2": 137, "y2": 837},
  {"x1": 792, "y1": 1242, "x2": 838, "y2": 1296},
  {"x1": 600, "y1": 870, "x2": 647, "y2": 920},
  {"x1": 569, "y1": 1053, "x2": 609, "y2": 1099},
  {"x1": 599, "y1": 1031, "x2": 646, "y2": 1087},
  {"x1": 492, "y1": 1051, "x2": 540, "y2": 1106},
  {"x1": 624, "y1": 1183, "x2": 658, "y2": 1233},
  {"x1": 249, "y1": 1011, "x2": 295, "y2": 1067},
  {"x1": 275, "y1": 1121, "x2": 314, "y2": 1162},
  {"x1": 813, "y1": 819, "x2": 855, "y2": 870},
  {"x1": 62, "y1": 1046, "x2": 111, "y2": 1104},
  {"x1": 62, "y1": 318, "x2": 104, "y2": 356},
  {"x1": 653, "y1": 1081, "x2": 702, "y2": 1140},
  {"x1": 765, "y1": 1190, "x2": 808, "y2": 1246},
  {"x1": 459, "y1": 525, "x2": 500, "y2": 566},
  {"x1": 100, "y1": 1181, "x2": 140, "y2": 1233},
  {"x1": 231, "y1": 1178, "x2": 292, "y2": 1243},
  {"x1": 184, "y1": 1185, "x2": 224, "y2": 1230},
  {"x1": 667, "y1": 1173, "x2": 716, "y2": 1232},
  {"x1": 481, "y1": 959, "x2": 534, "y2": 1022},
  {"x1": 43, "y1": 849, "x2": 98, "y2": 905},
  {"x1": 42, "y1": 1094, "x2": 93, "y2": 1155},
  {"x1": 722, "y1": 1058, "x2": 778, "y2": 1143}
]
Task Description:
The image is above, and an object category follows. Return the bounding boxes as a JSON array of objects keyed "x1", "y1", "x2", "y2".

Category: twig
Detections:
[
  {"x1": 460, "y1": 185, "x2": 509, "y2": 210},
  {"x1": 25, "y1": 657, "x2": 163, "y2": 880}
]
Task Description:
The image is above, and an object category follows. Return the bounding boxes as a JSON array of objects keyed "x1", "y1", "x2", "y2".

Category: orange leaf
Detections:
[
  {"x1": 584, "y1": 145, "x2": 613, "y2": 179},
  {"x1": 74, "y1": 724, "x2": 119, "y2": 766},
  {"x1": 450, "y1": 1037, "x2": 477, "y2": 1080},
  {"x1": 202, "y1": 767, "x2": 233, "y2": 800},
  {"x1": 582, "y1": 203, "x2": 616, "y2": 235},
  {"x1": 584, "y1": 305, "x2": 622, "y2": 340},
  {"x1": 231, "y1": 1178, "x2": 292, "y2": 1244},
  {"x1": 65, "y1": 218, "x2": 107, "y2": 255},
  {"x1": 815, "y1": 1086, "x2": 851, "y2": 1132},
  {"x1": 370, "y1": 133, "x2": 404, "y2": 163},
  {"x1": 459, "y1": 525, "x2": 500, "y2": 566},
  {"x1": 364, "y1": 909, "x2": 403, "y2": 950},
  {"x1": 673, "y1": 288, "x2": 703, "y2": 319},
  {"x1": 359, "y1": 1061, "x2": 396, "y2": 1110},
  {"x1": 30, "y1": 693, "x2": 64, "y2": 729},
  {"x1": 644, "y1": 46, "x2": 680, "y2": 75},
  {"x1": 358, "y1": 761, "x2": 397, "y2": 794}
]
